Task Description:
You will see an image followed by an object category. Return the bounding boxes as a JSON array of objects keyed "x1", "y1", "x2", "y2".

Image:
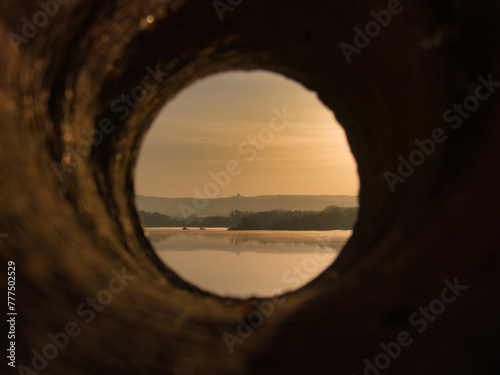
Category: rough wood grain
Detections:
[{"x1": 0, "y1": 0, "x2": 499, "y2": 374}]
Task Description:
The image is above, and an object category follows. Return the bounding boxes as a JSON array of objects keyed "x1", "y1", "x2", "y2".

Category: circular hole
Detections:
[{"x1": 134, "y1": 70, "x2": 359, "y2": 298}]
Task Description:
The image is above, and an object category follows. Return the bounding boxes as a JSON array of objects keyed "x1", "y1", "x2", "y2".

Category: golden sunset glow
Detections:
[{"x1": 135, "y1": 70, "x2": 359, "y2": 198}]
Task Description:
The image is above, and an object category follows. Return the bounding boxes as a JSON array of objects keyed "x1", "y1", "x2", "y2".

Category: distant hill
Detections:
[{"x1": 135, "y1": 195, "x2": 358, "y2": 218}]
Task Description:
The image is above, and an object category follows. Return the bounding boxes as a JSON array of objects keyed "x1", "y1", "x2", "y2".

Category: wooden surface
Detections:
[{"x1": 0, "y1": 0, "x2": 499, "y2": 374}]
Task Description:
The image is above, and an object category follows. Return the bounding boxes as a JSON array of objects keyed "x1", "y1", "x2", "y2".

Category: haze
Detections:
[{"x1": 135, "y1": 70, "x2": 359, "y2": 198}]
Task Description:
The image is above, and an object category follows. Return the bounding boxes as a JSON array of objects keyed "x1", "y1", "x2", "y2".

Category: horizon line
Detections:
[{"x1": 135, "y1": 193, "x2": 359, "y2": 199}]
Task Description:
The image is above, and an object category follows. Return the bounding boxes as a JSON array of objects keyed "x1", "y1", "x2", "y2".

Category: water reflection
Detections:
[
  {"x1": 147, "y1": 228, "x2": 351, "y2": 297},
  {"x1": 147, "y1": 228, "x2": 350, "y2": 254}
]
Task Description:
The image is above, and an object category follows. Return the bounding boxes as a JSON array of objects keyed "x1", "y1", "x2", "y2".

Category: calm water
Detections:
[{"x1": 146, "y1": 228, "x2": 351, "y2": 298}]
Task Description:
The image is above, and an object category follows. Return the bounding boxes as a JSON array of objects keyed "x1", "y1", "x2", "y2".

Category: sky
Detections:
[{"x1": 134, "y1": 70, "x2": 359, "y2": 198}]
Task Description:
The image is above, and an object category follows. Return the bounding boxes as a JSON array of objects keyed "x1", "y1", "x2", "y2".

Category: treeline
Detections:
[
  {"x1": 229, "y1": 206, "x2": 357, "y2": 230},
  {"x1": 139, "y1": 211, "x2": 234, "y2": 228},
  {"x1": 140, "y1": 206, "x2": 358, "y2": 231}
]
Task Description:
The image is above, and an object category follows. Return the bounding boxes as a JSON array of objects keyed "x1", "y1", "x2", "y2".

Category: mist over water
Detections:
[{"x1": 148, "y1": 228, "x2": 351, "y2": 298}]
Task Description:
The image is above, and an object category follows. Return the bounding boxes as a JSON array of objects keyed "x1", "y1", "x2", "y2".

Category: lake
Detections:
[{"x1": 146, "y1": 228, "x2": 351, "y2": 298}]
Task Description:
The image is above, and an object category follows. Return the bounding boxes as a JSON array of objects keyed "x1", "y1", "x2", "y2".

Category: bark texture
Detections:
[{"x1": 0, "y1": 0, "x2": 499, "y2": 374}]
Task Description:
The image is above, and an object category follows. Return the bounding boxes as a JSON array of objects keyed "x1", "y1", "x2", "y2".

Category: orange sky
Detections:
[{"x1": 134, "y1": 70, "x2": 359, "y2": 198}]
